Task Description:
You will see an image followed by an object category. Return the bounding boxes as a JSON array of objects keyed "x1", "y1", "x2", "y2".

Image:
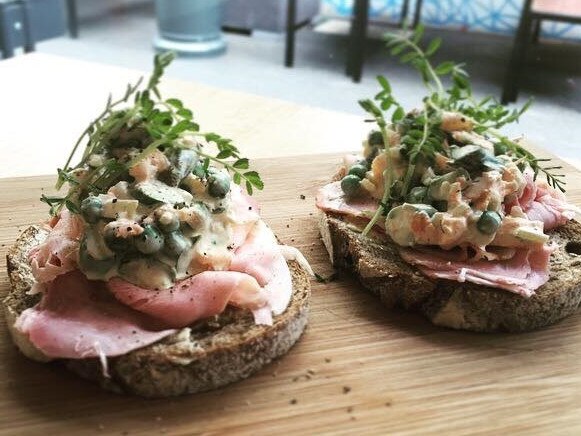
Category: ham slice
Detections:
[
  {"x1": 399, "y1": 244, "x2": 554, "y2": 297},
  {"x1": 229, "y1": 220, "x2": 293, "y2": 317},
  {"x1": 507, "y1": 168, "x2": 580, "y2": 230},
  {"x1": 15, "y1": 271, "x2": 176, "y2": 359},
  {"x1": 316, "y1": 181, "x2": 378, "y2": 218},
  {"x1": 29, "y1": 210, "x2": 84, "y2": 284},
  {"x1": 107, "y1": 271, "x2": 267, "y2": 328}
]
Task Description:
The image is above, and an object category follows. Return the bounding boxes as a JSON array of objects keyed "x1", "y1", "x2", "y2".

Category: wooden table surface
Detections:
[{"x1": 1, "y1": 53, "x2": 581, "y2": 435}]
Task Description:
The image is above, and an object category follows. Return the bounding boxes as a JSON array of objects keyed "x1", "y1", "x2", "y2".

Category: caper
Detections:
[
  {"x1": 164, "y1": 230, "x2": 191, "y2": 257},
  {"x1": 340, "y1": 175, "x2": 361, "y2": 197},
  {"x1": 477, "y1": 211, "x2": 502, "y2": 235},
  {"x1": 432, "y1": 200, "x2": 448, "y2": 212},
  {"x1": 154, "y1": 208, "x2": 180, "y2": 232},
  {"x1": 135, "y1": 225, "x2": 164, "y2": 254},
  {"x1": 348, "y1": 164, "x2": 368, "y2": 179},
  {"x1": 368, "y1": 130, "x2": 384, "y2": 146},
  {"x1": 407, "y1": 186, "x2": 427, "y2": 203},
  {"x1": 207, "y1": 171, "x2": 231, "y2": 198},
  {"x1": 80, "y1": 196, "x2": 103, "y2": 224}
]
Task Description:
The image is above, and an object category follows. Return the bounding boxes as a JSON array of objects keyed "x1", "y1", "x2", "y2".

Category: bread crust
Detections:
[
  {"x1": 320, "y1": 212, "x2": 581, "y2": 332},
  {"x1": 4, "y1": 226, "x2": 310, "y2": 398}
]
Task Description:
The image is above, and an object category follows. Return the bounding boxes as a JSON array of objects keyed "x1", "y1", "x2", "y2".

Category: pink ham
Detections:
[
  {"x1": 316, "y1": 181, "x2": 378, "y2": 217},
  {"x1": 507, "y1": 168, "x2": 579, "y2": 230},
  {"x1": 15, "y1": 270, "x2": 175, "y2": 359},
  {"x1": 29, "y1": 210, "x2": 84, "y2": 284},
  {"x1": 229, "y1": 221, "x2": 293, "y2": 318},
  {"x1": 107, "y1": 271, "x2": 267, "y2": 328},
  {"x1": 399, "y1": 244, "x2": 554, "y2": 297}
]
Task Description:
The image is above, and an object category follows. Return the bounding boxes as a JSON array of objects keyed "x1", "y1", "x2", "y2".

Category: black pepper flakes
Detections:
[
  {"x1": 299, "y1": 194, "x2": 306, "y2": 200},
  {"x1": 112, "y1": 198, "x2": 118, "y2": 203}
]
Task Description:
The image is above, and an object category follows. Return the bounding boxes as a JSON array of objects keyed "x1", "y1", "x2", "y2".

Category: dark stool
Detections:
[{"x1": 0, "y1": 0, "x2": 34, "y2": 59}]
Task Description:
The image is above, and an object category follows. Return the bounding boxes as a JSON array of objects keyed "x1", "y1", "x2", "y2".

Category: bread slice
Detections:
[
  {"x1": 4, "y1": 225, "x2": 310, "y2": 398},
  {"x1": 320, "y1": 211, "x2": 581, "y2": 332}
]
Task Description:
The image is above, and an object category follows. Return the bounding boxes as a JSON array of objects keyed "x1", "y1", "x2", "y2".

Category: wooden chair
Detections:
[
  {"x1": 346, "y1": 0, "x2": 423, "y2": 82},
  {"x1": 502, "y1": 0, "x2": 581, "y2": 103}
]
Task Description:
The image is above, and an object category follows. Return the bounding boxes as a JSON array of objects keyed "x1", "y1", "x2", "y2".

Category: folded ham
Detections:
[
  {"x1": 399, "y1": 245, "x2": 554, "y2": 297},
  {"x1": 15, "y1": 271, "x2": 176, "y2": 360}
]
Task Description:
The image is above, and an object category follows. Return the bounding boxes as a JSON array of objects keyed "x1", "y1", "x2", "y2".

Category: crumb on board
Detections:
[
  {"x1": 299, "y1": 194, "x2": 306, "y2": 200},
  {"x1": 343, "y1": 386, "x2": 351, "y2": 394},
  {"x1": 325, "y1": 357, "x2": 332, "y2": 363},
  {"x1": 290, "y1": 398, "x2": 297, "y2": 405}
]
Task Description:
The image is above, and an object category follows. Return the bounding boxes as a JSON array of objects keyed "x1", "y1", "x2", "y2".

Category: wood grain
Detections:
[{"x1": 1, "y1": 153, "x2": 581, "y2": 435}]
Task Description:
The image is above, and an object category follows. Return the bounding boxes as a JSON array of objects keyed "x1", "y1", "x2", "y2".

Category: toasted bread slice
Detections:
[
  {"x1": 320, "y1": 212, "x2": 581, "y2": 332},
  {"x1": 4, "y1": 226, "x2": 310, "y2": 398}
]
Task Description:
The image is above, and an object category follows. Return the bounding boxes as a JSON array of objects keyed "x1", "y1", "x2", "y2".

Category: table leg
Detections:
[{"x1": 19, "y1": 0, "x2": 35, "y2": 53}]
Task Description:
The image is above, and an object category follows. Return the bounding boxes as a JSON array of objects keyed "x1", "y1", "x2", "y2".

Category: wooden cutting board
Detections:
[{"x1": 1, "y1": 153, "x2": 581, "y2": 435}]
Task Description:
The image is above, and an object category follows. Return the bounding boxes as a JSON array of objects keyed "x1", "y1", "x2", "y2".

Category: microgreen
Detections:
[
  {"x1": 359, "y1": 24, "x2": 565, "y2": 235},
  {"x1": 44, "y1": 52, "x2": 263, "y2": 216}
]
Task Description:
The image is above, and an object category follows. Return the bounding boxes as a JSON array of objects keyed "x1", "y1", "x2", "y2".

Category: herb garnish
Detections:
[
  {"x1": 359, "y1": 25, "x2": 564, "y2": 235},
  {"x1": 42, "y1": 52, "x2": 263, "y2": 215}
]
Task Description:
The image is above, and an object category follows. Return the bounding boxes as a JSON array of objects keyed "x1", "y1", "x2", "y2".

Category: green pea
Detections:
[
  {"x1": 80, "y1": 196, "x2": 103, "y2": 224},
  {"x1": 477, "y1": 211, "x2": 502, "y2": 235},
  {"x1": 407, "y1": 186, "x2": 427, "y2": 203},
  {"x1": 164, "y1": 230, "x2": 191, "y2": 257},
  {"x1": 135, "y1": 225, "x2": 164, "y2": 254},
  {"x1": 340, "y1": 175, "x2": 361, "y2": 197},
  {"x1": 207, "y1": 171, "x2": 231, "y2": 198},
  {"x1": 348, "y1": 164, "x2": 368, "y2": 179}
]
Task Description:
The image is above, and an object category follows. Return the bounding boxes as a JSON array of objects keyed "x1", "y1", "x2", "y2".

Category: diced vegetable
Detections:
[
  {"x1": 118, "y1": 257, "x2": 176, "y2": 290},
  {"x1": 155, "y1": 208, "x2": 180, "y2": 232},
  {"x1": 102, "y1": 199, "x2": 139, "y2": 219},
  {"x1": 164, "y1": 230, "x2": 192, "y2": 257},
  {"x1": 515, "y1": 228, "x2": 550, "y2": 244},
  {"x1": 207, "y1": 171, "x2": 231, "y2": 198},
  {"x1": 132, "y1": 180, "x2": 193, "y2": 205},
  {"x1": 78, "y1": 237, "x2": 116, "y2": 280},
  {"x1": 159, "y1": 149, "x2": 198, "y2": 187}
]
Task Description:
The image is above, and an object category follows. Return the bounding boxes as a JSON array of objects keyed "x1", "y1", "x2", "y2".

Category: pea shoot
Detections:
[
  {"x1": 41, "y1": 52, "x2": 264, "y2": 216},
  {"x1": 359, "y1": 24, "x2": 565, "y2": 236}
]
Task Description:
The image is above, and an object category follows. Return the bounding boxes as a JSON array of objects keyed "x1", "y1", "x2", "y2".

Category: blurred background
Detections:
[{"x1": 1, "y1": 0, "x2": 579, "y2": 166}]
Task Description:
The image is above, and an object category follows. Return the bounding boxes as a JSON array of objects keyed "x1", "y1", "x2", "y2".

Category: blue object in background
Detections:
[{"x1": 321, "y1": 0, "x2": 581, "y2": 40}]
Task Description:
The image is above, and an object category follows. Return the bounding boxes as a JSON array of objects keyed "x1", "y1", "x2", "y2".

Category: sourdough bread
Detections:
[
  {"x1": 320, "y1": 212, "x2": 581, "y2": 332},
  {"x1": 4, "y1": 225, "x2": 310, "y2": 398}
]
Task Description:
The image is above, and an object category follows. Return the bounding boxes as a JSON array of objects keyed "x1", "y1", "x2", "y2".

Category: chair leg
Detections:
[
  {"x1": 284, "y1": 0, "x2": 297, "y2": 67},
  {"x1": 0, "y1": 3, "x2": 15, "y2": 59},
  {"x1": 346, "y1": 0, "x2": 369, "y2": 83},
  {"x1": 412, "y1": 0, "x2": 423, "y2": 28},
  {"x1": 66, "y1": 0, "x2": 79, "y2": 38},
  {"x1": 501, "y1": 0, "x2": 533, "y2": 104},
  {"x1": 399, "y1": 0, "x2": 410, "y2": 27},
  {"x1": 19, "y1": 0, "x2": 35, "y2": 53},
  {"x1": 531, "y1": 18, "x2": 541, "y2": 43}
]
